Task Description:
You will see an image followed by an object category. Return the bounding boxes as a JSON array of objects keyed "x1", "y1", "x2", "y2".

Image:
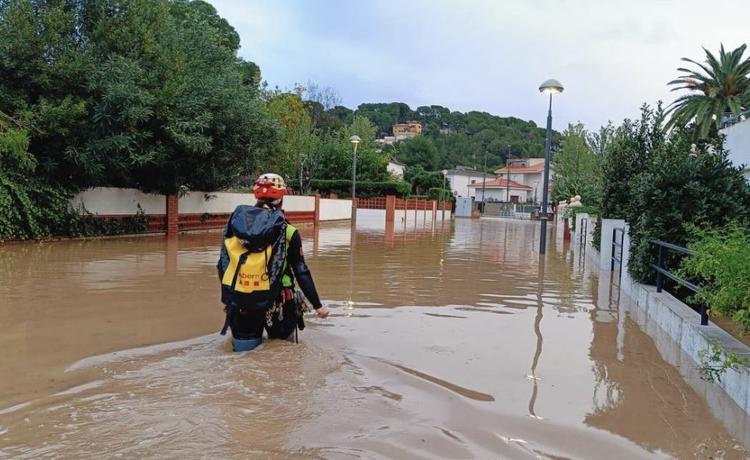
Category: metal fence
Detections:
[{"x1": 650, "y1": 239, "x2": 708, "y2": 325}]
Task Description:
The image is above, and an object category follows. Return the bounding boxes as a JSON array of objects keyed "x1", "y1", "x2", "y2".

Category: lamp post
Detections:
[
  {"x1": 350, "y1": 135, "x2": 361, "y2": 222},
  {"x1": 538, "y1": 78, "x2": 563, "y2": 255},
  {"x1": 480, "y1": 152, "x2": 487, "y2": 214},
  {"x1": 441, "y1": 169, "x2": 448, "y2": 221}
]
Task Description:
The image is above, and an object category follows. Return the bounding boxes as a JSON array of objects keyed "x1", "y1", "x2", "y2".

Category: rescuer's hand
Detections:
[{"x1": 315, "y1": 306, "x2": 330, "y2": 318}]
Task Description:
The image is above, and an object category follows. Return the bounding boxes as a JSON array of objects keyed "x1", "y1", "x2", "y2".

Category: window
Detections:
[{"x1": 471, "y1": 179, "x2": 476, "y2": 184}]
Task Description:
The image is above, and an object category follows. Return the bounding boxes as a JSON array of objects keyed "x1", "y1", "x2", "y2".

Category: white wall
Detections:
[
  {"x1": 71, "y1": 188, "x2": 317, "y2": 216},
  {"x1": 71, "y1": 187, "x2": 166, "y2": 215},
  {"x1": 470, "y1": 188, "x2": 530, "y2": 202},
  {"x1": 179, "y1": 191, "x2": 247, "y2": 213},
  {"x1": 320, "y1": 198, "x2": 352, "y2": 221},
  {"x1": 721, "y1": 119, "x2": 750, "y2": 181},
  {"x1": 448, "y1": 173, "x2": 486, "y2": 198}
]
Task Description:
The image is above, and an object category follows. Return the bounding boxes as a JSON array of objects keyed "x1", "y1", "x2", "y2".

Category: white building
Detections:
[
  {"x1": 494, "y1": 158, "x2": 548, "y2": 204},
  {"x1": 445, "y1": 167, "x2": 490, "y2": 198},
  {"x1": 387, "y1": 159, "x2": 406, "y2": 179},
  {"x1": 720, "y1": 119, "x2": 750, "y2": 182},
  {"x1": 468, "y1": 178, "x2": 533, "y2": 203}
]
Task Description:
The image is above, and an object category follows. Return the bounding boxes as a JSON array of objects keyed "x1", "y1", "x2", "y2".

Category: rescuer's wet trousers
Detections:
[{"x1": 231, "y1": 301, "x2": 298, "y2": 351}]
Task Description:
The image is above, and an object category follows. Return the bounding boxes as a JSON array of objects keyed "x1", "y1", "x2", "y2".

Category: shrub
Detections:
[
  {"x1": 680, "y1": 222, "x2": 750, "y2": 332},
  {"x1": 310, "y1": 179, "x2": 411, "y2": 198},
  {"x1": 427, "y1": 187, "x2": 454, "y2": 202}
]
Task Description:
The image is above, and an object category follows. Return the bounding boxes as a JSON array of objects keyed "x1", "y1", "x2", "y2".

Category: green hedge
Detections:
[
  {"x1": 680, "y1": 222, "x2": 750, "y2": 332},
  {"x1": 310, "y1": 179, "x2": 411, "y2": 198},
  {"x1": 0, "y1": 173, "x2": 150, "y2": 240},
  {"x1": 427, "y1": 187, "x2": 454, "y2": 202}
]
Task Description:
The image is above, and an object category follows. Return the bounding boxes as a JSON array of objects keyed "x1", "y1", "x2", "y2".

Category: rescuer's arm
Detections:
[{"x1": 287, "y1": 230, "x2": 329, "y2": 318}]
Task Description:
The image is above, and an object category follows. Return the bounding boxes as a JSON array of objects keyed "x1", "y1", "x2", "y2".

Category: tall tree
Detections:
[
  {"x1": 551, "y1": 123, "x2": 601, "y2": 206},
  {"x1": 667, "y1": 44, "x2": 750, "y2": 138}
]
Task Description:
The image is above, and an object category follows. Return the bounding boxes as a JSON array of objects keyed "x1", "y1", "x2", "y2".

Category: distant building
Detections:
[
  {"x1": 720, "y1": 119, "x2": 750, "y2": 182},
  {"x1": 468, "y1": 178, "x2": 533, "y2": 203},
  {"x1": 494, "y1": 158, "x2": 549, "y2": 204},
  {"x1": 375, "y1": 136, "x2": 397, "y2": 147},
  {"x1": 445, "y1": 166, "x2": 490, "y2": 199},
  {"x1": 387, "y1": 159, "x2": 406, "y2": 179},
  {"x1": 392, "y1": 121, "x2": 422, "y2": 141}
]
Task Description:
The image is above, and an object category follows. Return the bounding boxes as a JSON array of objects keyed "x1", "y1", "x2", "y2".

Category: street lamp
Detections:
[
  {"x1": 538, "y1": 78, "x2": 563, "y2": 255},
  {"x1": 480, "y1": 152, "x2": 487, "y2": 214},
  {"x1": 350, "y1": 135, "x2": 361, "y2": 221},
  {"x1": 441, "y1": 169, "x2": 448, "y2": 221}
]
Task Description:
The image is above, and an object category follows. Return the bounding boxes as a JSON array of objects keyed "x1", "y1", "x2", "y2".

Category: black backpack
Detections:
[{"x1": 217, "y1": 205, "x2": 287, "y2": 313}]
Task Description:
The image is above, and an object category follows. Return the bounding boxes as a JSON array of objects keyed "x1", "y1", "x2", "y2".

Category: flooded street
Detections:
[{"x1": 1, "y1": 217, "x2": 748, "y2": 459}]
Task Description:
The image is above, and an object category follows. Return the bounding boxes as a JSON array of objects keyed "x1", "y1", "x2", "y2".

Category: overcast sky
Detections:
[{"x1": 209, "y1": 0, "x2": 748, "y2": 131}]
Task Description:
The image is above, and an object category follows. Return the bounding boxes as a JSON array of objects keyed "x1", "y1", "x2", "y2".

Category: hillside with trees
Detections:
[{"x1": 326, "y1": 102, "x2": 558, "y2": 172}]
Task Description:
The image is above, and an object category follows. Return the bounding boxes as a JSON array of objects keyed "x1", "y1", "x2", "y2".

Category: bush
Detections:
[
  {"x1": 427, "y1": 187, "x2": 454, "y2": 202},
  {"x1": 625, "y1": 133, "x2": 750, "y2": 283},
  {"x1": 0, "y1": 172, "x2": 150, "y2": 240},
  {"x1": 680, "y1": 223, "x2": 750, "y2": 332},
  {"x1": 310, "y1": 179, "x2": 411, "y2": 198},
  {"x1": 589, "y1": 104, "x2": 750, "y2": 282}
]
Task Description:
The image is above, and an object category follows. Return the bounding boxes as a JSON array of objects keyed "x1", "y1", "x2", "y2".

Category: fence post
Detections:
[
  {"x1": 385, "y1": 195, "x2": 396, "y2": 222},
  {"x1": 314, "y1": 194, "x2": 320, "y2": 226},
  {"x1": 656, "y1": 244, "x2": 664, "y2": 293},
  {"x1": 611, "y1": 227, "x2": 616, "y2": 271},
  {"x1": 166, "y1": 194, "x2": 179, "y2": 238},
  {"x1": 700, "y1": 304, "x2": 709, "y2": 326}
]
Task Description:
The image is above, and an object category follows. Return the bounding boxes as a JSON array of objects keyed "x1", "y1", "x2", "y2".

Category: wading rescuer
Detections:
[{"x1": 217, "y1": 173, "x2": 329, "y2": 351}]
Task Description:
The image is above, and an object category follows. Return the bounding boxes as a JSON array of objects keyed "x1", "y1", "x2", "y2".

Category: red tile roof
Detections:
[{"x1": 468, "y1": 178, "x2": 532, "y2": 190}]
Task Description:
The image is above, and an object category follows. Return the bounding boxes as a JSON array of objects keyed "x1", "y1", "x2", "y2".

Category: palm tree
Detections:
[{"x1": 666, "y1": 44, "x2": 750, "y2": 138}]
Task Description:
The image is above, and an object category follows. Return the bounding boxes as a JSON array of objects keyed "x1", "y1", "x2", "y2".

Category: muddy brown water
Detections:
[{"x1": 1, "y1": 217, "x2": 748, "y2": 459}]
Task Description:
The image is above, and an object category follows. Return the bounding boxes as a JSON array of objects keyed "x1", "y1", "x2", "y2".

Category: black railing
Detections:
[
  {"x1": 650, "y1": 240, "x2": 708, "y2": 326},
  {"x1": 579, "y1": 218, "x2": 588, "y2": 245},
  {"x1": 611, "y1": 227, "x2": 624, "y2": 273}
]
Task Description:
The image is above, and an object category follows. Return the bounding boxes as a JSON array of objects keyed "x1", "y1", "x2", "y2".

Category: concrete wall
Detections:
[
  {"x1": 72, "y1": 188, "x2": 318, "y2": 216},
  {"x1": 319, "y1": 198, "x2": 352, "y2": 221},
  {"x1": 71, "y1": 187, "x2": 166, "y2": 215},
  {"x1": 599, "y1": 218, "x2": 626, "y2": 270},
  {"x1": 178, "y1": 191, "x2": 246, "y2": 214},
  {"x1": 600, "y1": 222, "x2": 750, "y2": 416}
]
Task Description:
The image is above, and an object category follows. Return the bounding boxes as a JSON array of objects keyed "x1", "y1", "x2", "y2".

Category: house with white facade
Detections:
[
  {"x1": 468, "y1": 178, "x2": 533, "y2": 203},
  {"x1": 445, "y1": 167, "x2": 490, "y2": 198},
  {"x1": 720, "y1": 119, "x2": 750, "y2": 182},
  {"x1": 494, "y1": 158, "x2": 549, "y2": 204}
]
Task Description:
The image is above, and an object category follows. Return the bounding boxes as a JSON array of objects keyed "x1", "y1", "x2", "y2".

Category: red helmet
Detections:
[{"x1": 253, "y1": 173, "x2": 287, "y2": 203}]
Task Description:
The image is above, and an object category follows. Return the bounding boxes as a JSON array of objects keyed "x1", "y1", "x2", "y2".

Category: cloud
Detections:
[{"x1": 210, "y1": 0, "x2": 750, "y2": 130}]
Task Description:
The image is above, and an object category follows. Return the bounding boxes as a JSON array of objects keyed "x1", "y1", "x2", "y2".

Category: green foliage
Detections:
[
  {"x1": 626, "y1": 126, "x2": 750, "y2": 283},
  {"x1": 680, "y1": 222, "x2": 750, "y2": 331},
  {"x1": 330, "y1": 103, "x2": 557, "y2": 172},
  {"x1": 667, "y1": 44, "x2": 750, "y2": 139},
  {"x1": 310, "y1": 179, "x2": 411, "y2": 198},
  {"x1": 0, "y1": 0, "x2": 277, "y2": 196},
  {"x1": 310, "y1": 115, "x2": 389, "y2": 184},
  {"x1": 697, "y1": 341, "x2": 747, "y2": 383},
  {"x1": 428, "y1": 187, "x2": 453, "y2": 202},
  {"x1": 552, "y1": 123, "x2": 602, "y2": 207},
  {"x1": 404, "y1": 165, "x2": 443, "y2": 195},
  {"x1": 398, "y1": 136, "x2": 439, "y2": 170}
]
